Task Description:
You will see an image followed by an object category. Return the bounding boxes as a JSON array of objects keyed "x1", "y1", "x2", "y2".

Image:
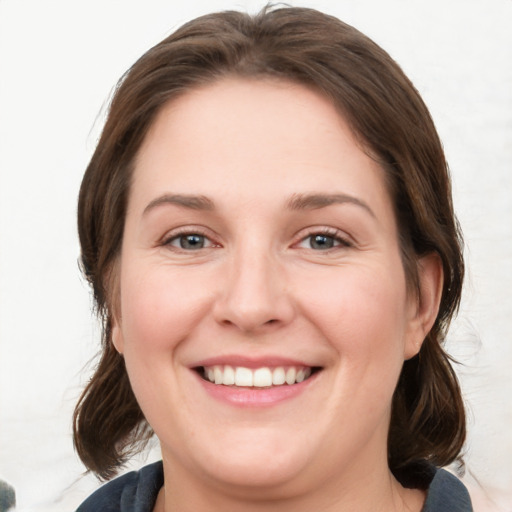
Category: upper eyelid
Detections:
[
  {"x1": 159, "y1": 234, "x2": 217, "y2": 255},
  {"x1": 161, "y1": 225, "x2": 217, "y2": 243},
  {"x1": 293, "y1": 226, "x2": 353, "y2": 244},
  {"x1": 161, "y1": 230, "x2": 220, "y2": 253},
  {"x1": 296, "y1": 235, "x2": 352, "y2": 250},
  {"x1": 158, "y1": 225, "x2": 353, "y2": 247}
]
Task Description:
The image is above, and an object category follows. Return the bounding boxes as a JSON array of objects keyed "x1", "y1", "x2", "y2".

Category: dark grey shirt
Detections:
[{"x1": 76, "y1": 461, "x2": 473, "y2": 511}]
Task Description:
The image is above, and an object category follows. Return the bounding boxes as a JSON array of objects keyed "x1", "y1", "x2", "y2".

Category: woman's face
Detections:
[{"x1": 113, "y1": 78, "x2": 435, "y2": 498}]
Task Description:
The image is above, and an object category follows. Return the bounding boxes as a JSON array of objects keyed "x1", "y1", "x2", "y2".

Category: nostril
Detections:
[{"x1": 218, "y1": 315, "x2": 281, "y2": 332}]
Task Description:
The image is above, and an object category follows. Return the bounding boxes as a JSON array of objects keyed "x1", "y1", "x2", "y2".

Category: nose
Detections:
[{"x1": 213, "y1": 246, "x2": 295, "y2": 333}]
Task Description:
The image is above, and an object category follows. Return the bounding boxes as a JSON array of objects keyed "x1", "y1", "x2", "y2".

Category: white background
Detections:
[{"x1": 0, "y1": 0, "x2": 511, "y2": 510}]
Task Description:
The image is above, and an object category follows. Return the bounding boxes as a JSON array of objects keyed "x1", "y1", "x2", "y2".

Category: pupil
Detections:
[
  {"x1": 311, "y1": 234, "x2": 334, "y2": 250},
  {"x1": 180, "y1": 234, "x2": 204, "y2": 249}
]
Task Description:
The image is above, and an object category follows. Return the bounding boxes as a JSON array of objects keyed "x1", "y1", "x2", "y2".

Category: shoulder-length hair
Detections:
[{"x1": 74, "y1": 6, "x2": 465, "y2": 481}]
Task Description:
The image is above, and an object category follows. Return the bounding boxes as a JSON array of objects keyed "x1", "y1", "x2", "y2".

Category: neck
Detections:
[{"x1": 155, "y1": 456, "x2": 425, "y2": 512}]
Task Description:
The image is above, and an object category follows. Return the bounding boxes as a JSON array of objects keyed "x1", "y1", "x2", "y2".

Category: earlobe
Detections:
[
  {"x1": 112, "y1": 320, "x2": 124, "y2": 354},
  {"x1": 404, "y1": 252, "x2": 444, "y2": 360}
]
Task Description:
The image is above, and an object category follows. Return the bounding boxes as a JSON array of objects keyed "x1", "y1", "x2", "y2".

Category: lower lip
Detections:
[{"x1": 195, "y1": 371, "x2": 319, "y2": 407}]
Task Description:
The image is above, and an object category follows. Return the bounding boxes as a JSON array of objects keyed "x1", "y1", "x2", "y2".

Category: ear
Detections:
[
  {"x1": 105, "y1": 260, "x2": 124, "y2": 354},
  {"x1": 404, "y1": 252, "x2": 444, "y2": 360},
  {"x1": 111, "y1": 317, "x2": 124, "y2": 354}
]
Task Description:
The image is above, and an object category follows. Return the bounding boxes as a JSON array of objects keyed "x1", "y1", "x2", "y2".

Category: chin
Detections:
[
  {"x1": 170, "y1": 426, "x2": 317, "y2": 493},
  {"x1": 202, "y1": 454, "x2": 312, "y2": 497}
]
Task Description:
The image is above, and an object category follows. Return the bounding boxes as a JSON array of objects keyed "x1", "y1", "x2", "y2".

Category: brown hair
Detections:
[{"x1": 74, "y1": 5, "x2": 465, "y2": 481}]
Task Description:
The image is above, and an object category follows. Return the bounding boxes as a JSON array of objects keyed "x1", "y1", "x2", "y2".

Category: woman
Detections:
[{"x1": 74, "y1": 6, "x2": 472, "y2": 511}]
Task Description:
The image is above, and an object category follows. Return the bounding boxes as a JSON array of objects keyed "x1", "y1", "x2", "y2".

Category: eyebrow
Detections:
[
  {"x1": 143, "y1": 192, "x2": 375, "y2": 218},
  {"x1": 286, "y1": 193, "x2": 375, "y2": 218},
  {"x1": 143, "y1": 194, "x2": 215, "y2": 214}
]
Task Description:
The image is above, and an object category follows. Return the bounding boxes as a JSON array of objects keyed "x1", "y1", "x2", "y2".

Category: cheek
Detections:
[
  {"x1": 116, "y1": 264, "x2": 214, "y2": 425},
  {"x1": 118, "y1": 263, "x2": 214, "y2": 352},
  {"x1": 298, "y1": 263, "x2": 409, "y2": 389},
  {"x1": 303, "y1": 264, "x2": 408, "y2": 341}
]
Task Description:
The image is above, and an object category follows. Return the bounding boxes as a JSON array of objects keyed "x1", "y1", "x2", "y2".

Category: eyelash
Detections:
[
  {"x1": 160, "y1": 227, "x2": 352, "y2": 252},
  {"x1": 161, "y1": 227, "x2": 218, "y2": 251},
  {"x1": 295, "y1": 228, "x2": 352, "y2": 252}
]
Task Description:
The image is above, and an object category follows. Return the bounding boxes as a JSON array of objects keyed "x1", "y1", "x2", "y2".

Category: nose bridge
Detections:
[{"x1": 215, "y1": 236, "x2": 293, "y2": 332}]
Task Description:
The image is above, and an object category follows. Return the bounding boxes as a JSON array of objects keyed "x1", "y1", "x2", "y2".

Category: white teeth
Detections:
[
  {"x1": 296, "y1": 368, "x2": 312, "y2": 383},
  {"x1": 253, "y1": 368, "x2": 272, "y2": 387},
  {"x1": 214, "y1": 366, "x2": 223, "y2": 385},
  {"x1": 285, "y1": 367, "x2": 296, "y2": 385},
  {"x1": 272, "y1": 367, "x2": 286, "y2": 385},
  {"x1": 235, "y1": 367, "x2": 253, "y2": 387},
  {"x1": 223, "y1": 365, "x2": 235, "y2": 385},
  {"x1": 203, "y1": 365, "x2": 313, "y2": 387}
]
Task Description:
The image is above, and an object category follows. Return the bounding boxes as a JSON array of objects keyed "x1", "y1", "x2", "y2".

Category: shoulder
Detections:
[
  {"x1": 423, "y1": 468, "x2": 473, "y2": 512},
  {"x1": 76, "y1": 461, "x2": 164, "y2": 512}
]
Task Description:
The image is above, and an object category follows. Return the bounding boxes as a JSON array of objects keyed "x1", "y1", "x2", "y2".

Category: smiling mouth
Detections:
[{"x1": 197, "y1": 365, "x2": 320, "y2": 388}]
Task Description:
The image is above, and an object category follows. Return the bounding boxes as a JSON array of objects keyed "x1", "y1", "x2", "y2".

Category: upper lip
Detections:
[{"x1": 191, "y1": 355, "x2": 317, "y2": 369}]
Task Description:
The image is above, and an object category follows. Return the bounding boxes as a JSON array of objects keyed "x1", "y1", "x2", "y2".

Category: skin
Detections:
[{"x1": 112, "y1": 78, "x2": 443, "y2": 512}]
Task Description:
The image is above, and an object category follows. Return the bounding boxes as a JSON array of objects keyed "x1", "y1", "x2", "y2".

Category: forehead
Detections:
[
  {"x1": 131, "y1": 77, "x2": 393, "y2": 218},
  {"x1": 139, "y1": 77, "x2": 352, "y2": 166}
]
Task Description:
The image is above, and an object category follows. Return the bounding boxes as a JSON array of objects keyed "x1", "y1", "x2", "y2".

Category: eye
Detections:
[
  {"x1": 164, "y1": 233, "x2": 214, "y2": 250},
  {"x1": 309, "y1": 234, "x2": 337, "y2": 250},
  {"x1": 297, "y1": 231, "x2": 351, "y2": 251}
]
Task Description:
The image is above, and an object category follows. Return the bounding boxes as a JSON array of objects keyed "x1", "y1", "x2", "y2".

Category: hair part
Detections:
[{"x1": 74, "y1": 5, "x2": 465, "y2": 481}]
